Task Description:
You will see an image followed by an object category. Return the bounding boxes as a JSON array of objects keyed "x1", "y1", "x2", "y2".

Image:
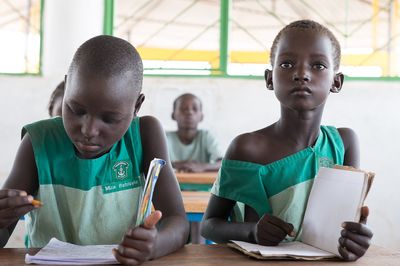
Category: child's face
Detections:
[
  {"x1": 271, "y1": 29, "x2": 338, "y2": 111},
  {"x1": 62, "y1": 71, "x2": 138, "y2": 159},
  {"x1": 173, "y1": 96, "x2": 203, "y2": 130}
]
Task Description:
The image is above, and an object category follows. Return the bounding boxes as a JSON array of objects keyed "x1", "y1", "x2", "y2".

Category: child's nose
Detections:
[
  {"x1": 293, "y1": 66, "x2": 310, "y2": 82},
  {"x1": 81, "y1": 116, "x2": 99, "y2": 139}
]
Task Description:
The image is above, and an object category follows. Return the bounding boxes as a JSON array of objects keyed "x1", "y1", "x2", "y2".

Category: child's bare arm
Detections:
[
  {"x1": 201, "y1": 194, "x2": 293, "y2": 244},
  {"x1": 114, "y1": 116, "x2": 189, "y2": 264},
  {"x1": 338, "y1": 127, "x2": 360, "y2": 168},
  {"x1": 201, "y1": 194, "x2": 254, "y2": 242},
  {"x1": 0, "y1": 134, "x2": 39, "y2": 247},
  {"x1": 338, "y1": 127, "x2": 372, "y2": 261}
]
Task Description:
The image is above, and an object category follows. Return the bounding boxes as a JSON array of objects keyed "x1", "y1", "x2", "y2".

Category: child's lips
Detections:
[
  {"x1": 76, "y1": 141, "x2": 101, "y2": 153},
  {"x1": 291, "y1": 86, "x2": 311, "y2": 95}
]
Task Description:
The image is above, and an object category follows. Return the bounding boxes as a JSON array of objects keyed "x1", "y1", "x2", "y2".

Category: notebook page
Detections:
[
  {"x1": 231, "y1": 240, "x2": 334, "y2": 257},
  {"x1": 25, "y1": 238, "x2": 119, "y2": 265},
  {"x1": 301, "y1": 167, "x2": 367, "y2": 256}
]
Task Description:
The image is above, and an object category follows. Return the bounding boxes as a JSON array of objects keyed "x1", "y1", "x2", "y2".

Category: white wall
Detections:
[{"x1": 0, "y1": 1, "x2": 399, "y2": 250}]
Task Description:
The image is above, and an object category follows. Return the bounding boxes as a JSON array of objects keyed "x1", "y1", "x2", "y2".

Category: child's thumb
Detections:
[
  {"x1": 143, "y1": 210, "x2": 162, "y2": 229},
  {"x1": 360, "y1": 206, "x2": 369, "y2": 224}
]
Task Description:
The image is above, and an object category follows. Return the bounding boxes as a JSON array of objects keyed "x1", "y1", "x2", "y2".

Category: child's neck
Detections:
[
  {"x1": 176, "y1": 128, "x2": 198, "y2": 145},
  {"x1": 275, "y1": 109, "x2": 323, "y2": 147}
]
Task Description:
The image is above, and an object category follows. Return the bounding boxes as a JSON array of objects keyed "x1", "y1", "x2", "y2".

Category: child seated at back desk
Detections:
[
  {"x1": 166, "y1": 93, "x2": 222, "y2": 244},
  {"x1": 166, "y1": 93, "x2": 222, "y2": 173},
  {"x1": 201, "y1": 20, "x2": 373, "y2": 261},
  {"x1": 0, "y1": 35, "x2": 189, "y2": 265}
]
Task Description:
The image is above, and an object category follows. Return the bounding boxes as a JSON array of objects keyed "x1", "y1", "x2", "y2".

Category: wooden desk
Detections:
[
  {"x1": 181, "y1": 191, "x2": 210, "y2": 222},
  {"x1": 2, "y1": 245, "x2": 399, "y2": 266},
  {"x1": 181, "y1": 191, "x2": 210, "y2": 213},
  {"x1": 176, "y1": 172, "x2": 217, "y2": 185}
]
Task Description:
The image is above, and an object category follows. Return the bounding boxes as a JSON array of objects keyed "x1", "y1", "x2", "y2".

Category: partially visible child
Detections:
[
  {"x1": 166, "y1": 93, "x2": 222, "y2": 173},
  {"x1": 0, "y1": 35, "x2": 189, "y2": 265},
  {"x1": 48, "y1": 81, "x2": 65, "y2": 117},
  {"x1": 201, "y1": 20, "x2": 373, "y2": 261}
]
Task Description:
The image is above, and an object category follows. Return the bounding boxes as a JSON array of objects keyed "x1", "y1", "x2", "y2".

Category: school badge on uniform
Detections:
[
  {"x1": 112, "y1": 161, "x2": 130, "y2": 180},
  {"x1": 102, "y1": 160, "x2": 141, "y2": 194}
]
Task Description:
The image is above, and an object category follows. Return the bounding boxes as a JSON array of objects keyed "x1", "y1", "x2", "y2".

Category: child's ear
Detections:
[
  {"x1": 133, "y1": 93, "x2": 145, "y2": 116},
  {"x1": 265, "y1": 69, "x2": 273, "y2": 90},
  {"x1": 171, "y1": 112, "x2": 176, "y2": 121},
  {"x1": 330, "y1": 72, "x2": 344, "y2": 93}
]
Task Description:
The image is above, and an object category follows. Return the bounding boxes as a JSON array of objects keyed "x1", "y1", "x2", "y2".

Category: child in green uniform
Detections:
[
  {"x1": 201, "y1": 20, "x2": 373, "y2": 261},
  {"x1": 166, "y1": 93, "x2": 222, "y2": 173},
  {"x1": 0, "y1": 35, "x2": 189, "y2": 265}
]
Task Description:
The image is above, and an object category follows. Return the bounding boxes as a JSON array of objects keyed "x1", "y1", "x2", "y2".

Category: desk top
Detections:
[
  {"x1": 181, "y1": 191, "x2": 210, "y2": 213},
  {"x1": 176, "y1": 172, "x2": 217, "y2": 185},
  {"x1": 1, "y1": 244, "x2": 399, "y2": 266}
]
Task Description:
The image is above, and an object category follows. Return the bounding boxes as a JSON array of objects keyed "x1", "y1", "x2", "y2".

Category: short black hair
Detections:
[
  {"x1": 173, "y1": 93, "x2": 202, "y2": 111},
  {"x1": 270, "y1": 20, "x2": 341, "y2": 71},
  {"x1": 48, "y1": 81, "x2": 65, "y2": 116},
  {"x1": 68, "y1": 35, "x2": 143, "y2": 91}
]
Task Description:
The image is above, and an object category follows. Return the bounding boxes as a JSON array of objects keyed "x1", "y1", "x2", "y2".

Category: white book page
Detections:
[
  {"x1": 301, "y1": 167, "x2": 366, "y2": 256},
  {"x1": 231, "y1": 240, "x2": 334, "y2": 257},
  {"x1": 25, "y1": 238, "x2": 119, "y2": 265}
]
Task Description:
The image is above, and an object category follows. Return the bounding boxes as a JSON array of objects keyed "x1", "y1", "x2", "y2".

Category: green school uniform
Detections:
[
  {"x1": 23, "y1": 117, "x2": 144, "y2": 247},
  {"x1": 166, "y1": 130, "x2": 222, "y2": 163},
  {"x1": 211, "y1": 126, "x2": 345, "y2": 238}
]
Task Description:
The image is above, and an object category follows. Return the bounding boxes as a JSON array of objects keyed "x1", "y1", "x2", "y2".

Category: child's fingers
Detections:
[
  {"x1": 0, "y1": 195, "x2": 33, "y2": 210},
  {"x1": 360, "y1": 206, "x2": 369, "y2": 224},
  {"x1": 338, "y1": 236, "x2": 367, "y2": 257},
  {"x1": 143, "y1": 210, "x2": 162, "y2": 229},
  {"x1": 341, "y1": 228, "x2": 371, "y2": 248},
  {"x1": 338, "y1": 245, "x2": 358, "y2": 261},
  {"x1": 263, "y1": 214, "x2": 294, "y2": 236},
  {"x1": 0, "y1": 189, "x2": 27, "y2": 199},
  {"x1": 112, "y1": 248, "x2": 141, "y2": 265},
  {"x1": 256, "y1": 214, "x2": 295, "y2": 245},
  {"x1": 342, "y1": 222, "x2": 373, "y2": 238}
]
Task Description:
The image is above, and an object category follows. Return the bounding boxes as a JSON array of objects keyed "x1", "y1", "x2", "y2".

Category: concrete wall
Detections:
[{"x1": 0, "y1": 0, "x2": 399, "y2": 250}]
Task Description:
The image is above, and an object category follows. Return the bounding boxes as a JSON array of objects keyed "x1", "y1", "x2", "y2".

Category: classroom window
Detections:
[
  {"x1": 107, "y1": 0, "x2": 400, "y2": 78},
  {"x1": 113, "y1": 0, "x2": 220, "y2": 76},
  {"x1": 0, "y1": 0, "x2": 43, "y2": 75}
]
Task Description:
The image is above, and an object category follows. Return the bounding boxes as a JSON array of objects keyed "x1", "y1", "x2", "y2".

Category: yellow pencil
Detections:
[{"x1": 31, "y1": 199, "x2": 43, "y2": 207}]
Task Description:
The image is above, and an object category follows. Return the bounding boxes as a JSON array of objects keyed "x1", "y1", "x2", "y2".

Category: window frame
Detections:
[{"x1": 105, "y1": 0, "x2": 400, "y2": 81}]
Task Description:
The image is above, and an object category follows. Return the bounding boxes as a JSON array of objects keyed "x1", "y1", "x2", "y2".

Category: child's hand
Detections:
[
  {"x1": 0, "y1": 189, "x2": 38, "y2": 228},
  {"x1": 113, "y1": 211, "x2": 162, "y2": 265},
  {"x1": 338, "y1": 206, "x2": 373, "y2": 261},
  {"x1": 253, "y1": 213, "x2": 294, "y2": 246}
]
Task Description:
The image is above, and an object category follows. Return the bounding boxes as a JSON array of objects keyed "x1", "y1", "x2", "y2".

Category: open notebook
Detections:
[
  {"x1": 25, "y1": 158, "x2": 165, "y2": 265},
  {"x1": 229, "y1": 166, "x2": 374, "y2": 260}
]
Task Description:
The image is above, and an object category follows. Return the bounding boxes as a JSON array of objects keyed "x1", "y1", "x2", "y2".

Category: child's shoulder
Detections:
[
  {"x1": 336, "y1": 127, "x2": 358, "y2": 150},
  {"x1": 139, "y1": 115, "x2": 162, "y2": 131},
  {"x1": 225, "y1": 127, "x2": 276, "y2": 164},
  {"x1": 138, "y1": 115, "x2": 166, "y2": 146}
]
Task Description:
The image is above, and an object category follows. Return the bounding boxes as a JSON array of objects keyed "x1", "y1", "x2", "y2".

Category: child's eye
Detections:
[
  {"x1": 102, "y1": 116, "x2": 121, "y2": 124},
  {"x1": 68, "y1": 105, "x2": 85, "y2": 116},
  {"x1": 313, "y1": 63, "x2": 327, "y2": 70},
  {"x1": 280, "y1": 62, "x2": 293, "y2": 69}
]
